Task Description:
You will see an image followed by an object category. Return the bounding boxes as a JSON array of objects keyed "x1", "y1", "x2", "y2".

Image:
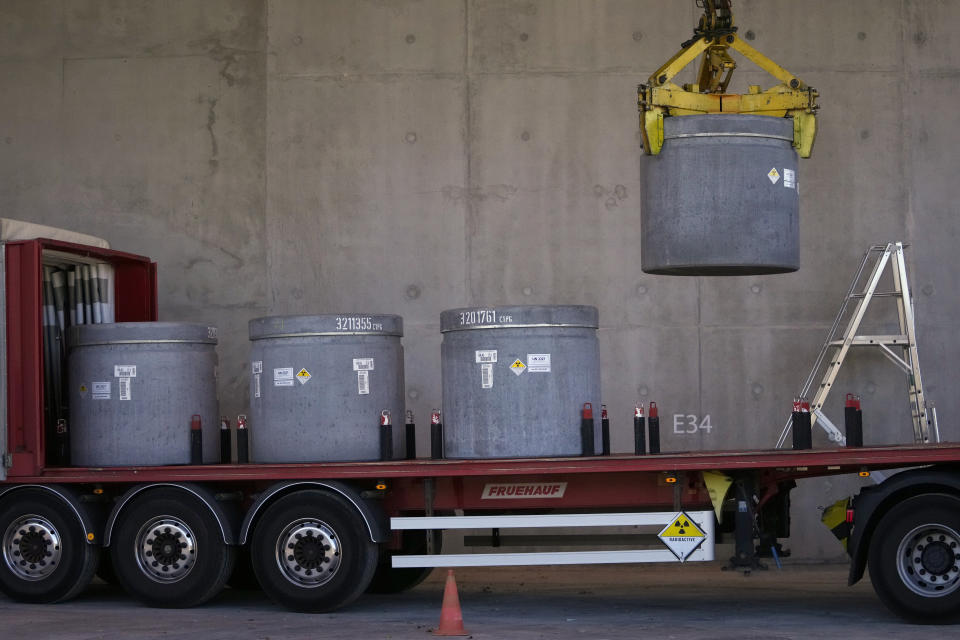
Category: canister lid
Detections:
[
  {"x1": 67, "y1": 322, "x2": 218, "y2": 347},
  {"x1": 249, "y1": 314, "x2": 403, "y2": 340},
  {"x1": 664, "y1": 113, "x2": 794, "y2": 141},
  {"x1": 440, "y1": 305, "x2": 598, "y2": 333}
]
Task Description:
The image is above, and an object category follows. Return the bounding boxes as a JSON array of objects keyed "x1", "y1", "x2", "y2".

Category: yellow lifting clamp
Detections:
[{"x1": 638, "y1": 0, "x2": 819, "y2": 157}]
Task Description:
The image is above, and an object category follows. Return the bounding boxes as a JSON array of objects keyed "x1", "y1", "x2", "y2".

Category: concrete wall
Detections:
[{"x1": 2, "y1": 0, "x2": 959, "y2": 560}]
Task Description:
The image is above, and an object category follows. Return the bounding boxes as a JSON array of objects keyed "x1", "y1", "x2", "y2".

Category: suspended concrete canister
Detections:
[
  {"x1": 67, "y1": 322, "x2": 219, "y2": 466},
  {"x1": 248, "y1": 314, "x2": 405, "y2": 463},
  {"x1": 641, "y1": 114, "x2": 800, "y2": 275},
  {"x1": 440, "y1": 305, "x2": 601, "y2": 459}
]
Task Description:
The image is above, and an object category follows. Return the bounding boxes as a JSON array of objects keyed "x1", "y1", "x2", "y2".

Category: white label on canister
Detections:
[
  {"x1": 767, "y1": 167, "x2": 780, "y2": 184},
  {"x1": 254, "y1": 373, "x2": 261, "y2": 398},
  {"x1": 353, "y1": 358, "x2": 375, "y2": 371},
  {"x1": 114, "y1": 365, "x2": 136, "y2": 378},
  {"x1": 357, "y1": 370, "x2": 370, "y2": 395},
  {"x1": 274, "y1": 367, "x2": 295, "y2": 387},
  {"x1": 783, "y1": 168, "x2": 796, "y2": 189},
  {"x1": 119, "y1": 377, "x2": 131, "y2": 401},
  {"x1": 252, "y1": 360, "x2": 263, "y2": 375},
  {"x1": 476, "y1": 350, "x2": 498, "y2": 363},
  {"x1": 207, "y1": 326, "x2": 218, "y2": 339},
  {"x1": 92, "y1": 381, "x2": 111, "y2": 400},
  {"x1": 481, "y1": 363, "x2": 493, "y2": 389},
  {"x1": 527, "y1": 353, "x2": 551, "y2": 372}
]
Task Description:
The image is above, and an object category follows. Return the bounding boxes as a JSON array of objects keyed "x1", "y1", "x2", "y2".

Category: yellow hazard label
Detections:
[
  {"x1": 658, "y1": 512, "x2": 707, "y2": 562},
  {"x1": 660, "y1": 515, "x2": 705, "y2": 539},
  {"x1": 510, "y1": 359, "x2": 526, "y2": 376},
  {"x1": 296, "y1": 368, "x2": 312, "y2": 384},
  {"x1": 767, "y1": 167, "x2": 781, "y2": 184}
]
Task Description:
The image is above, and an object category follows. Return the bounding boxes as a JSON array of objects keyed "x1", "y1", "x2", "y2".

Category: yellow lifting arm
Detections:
[{"x1": 638, "y1": 0, "x2": 819, "y2": 158}]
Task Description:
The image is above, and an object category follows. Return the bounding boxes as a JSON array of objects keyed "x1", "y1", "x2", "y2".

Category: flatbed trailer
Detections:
[{"x1": 3, "y1": 236, "x2": 960, "y2": 623}]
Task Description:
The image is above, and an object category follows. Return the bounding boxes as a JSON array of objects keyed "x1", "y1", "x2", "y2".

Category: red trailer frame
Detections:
[{"x1": 3, "y1": 238, "x2": 960, "y2": 623}]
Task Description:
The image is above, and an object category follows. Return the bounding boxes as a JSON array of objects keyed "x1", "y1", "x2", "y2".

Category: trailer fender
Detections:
[
  {"x1": 102, "y1": 482, "x2": 239, "y2": 546},
  {"x1": 848, "y1": 466, "x2": 960, "y2": 586},
  {"x1": 238, "y1": 480, "x2": 390, "y2": 545},
  {"x1": 0, "y1": 483, "x2": 104, "y2": 544}
]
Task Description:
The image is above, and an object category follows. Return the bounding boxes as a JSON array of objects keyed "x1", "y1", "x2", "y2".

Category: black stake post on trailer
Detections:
[
  {"x1": 648, "y1": 402, "x2": 661, "y2": 454},
  {"x1": 601, "y1": 404, "x2": 611, "y2": 455},
  {"x1": 581, "y1": 403, "x2": 595, "y2": 456},
  {"x1": 634, "y1": 404, "x2": 646, "y2": 455},
  {"x1": 430, "y1": 409, "x2": 444, "y2": 460},
  {"x1": 792, "y1": 398, "x2": 812, "y2": 450},
  {"x1": 190, "y1": 414, "x2": 203, "y2": 464},
  {"x1": 845, "y1": 394, "x2": 863, "y2": 447},
  {"x1": 405, "y1": 410, "x2": 417, "y2": 460},
  {"x1": 380, "y1": 410, "x2": 393, "y2": 461},
  {"x1": 219, "y1": 416, "x2": 232, "y2": 464},
  {"x1": 236, "y1": 414, "x2": 249, "y2": 463}
]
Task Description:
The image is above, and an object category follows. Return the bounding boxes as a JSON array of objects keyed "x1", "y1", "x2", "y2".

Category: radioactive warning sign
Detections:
[
  {"x1": 296, "y1": 368, "x2": 312, "y2": 384},
  {"x1": 658, "y1": 512, "x2": 707, "y2": 562},
  {"x1": 510, "y1": 359, "x2": 526, "y2": 376},
  {"x1": 767, "y1": 167, "x2": 781, "y2": 184}
]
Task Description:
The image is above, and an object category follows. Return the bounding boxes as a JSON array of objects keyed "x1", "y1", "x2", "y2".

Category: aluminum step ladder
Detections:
[{"x1": 776, "y1": 242, "x2": 938, "y2": 448}]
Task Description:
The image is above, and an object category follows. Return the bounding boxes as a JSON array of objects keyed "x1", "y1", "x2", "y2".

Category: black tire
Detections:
[
  {"x1": 367, "y1": 529, "x2": 440, "y2": 594},
  {"x1": 110, "y1": 489, "x2": 235, "y2": 608},
  {"x1": 0, "y1": 488, "x2": 99, "y2": 603},
  {"x1": 250, "y1": 490, "x2": 378, "y2": 612},
  {"x1": 868, "y1": 493, "x2": 960, "y2": 624}
]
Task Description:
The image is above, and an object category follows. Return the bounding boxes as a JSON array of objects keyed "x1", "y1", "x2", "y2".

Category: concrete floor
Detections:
[{"x1": 0, "y1": 562, "x2": 952, "y2": 639}]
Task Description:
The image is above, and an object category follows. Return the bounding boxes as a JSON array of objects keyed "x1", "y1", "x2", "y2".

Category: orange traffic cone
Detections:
[{"x1": 433, "y1": 569, "x2": 468, "y2": 636}]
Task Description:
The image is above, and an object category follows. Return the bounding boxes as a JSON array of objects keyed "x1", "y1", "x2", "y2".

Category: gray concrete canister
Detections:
[
  {"x1": 67, "y1": 322, "x2": 219, "y2": 466},
  {"x1": 440, "y1": 305, "x2": 601, "y2": 459},
  {"x1": 641, "y1": 114, "x2": 800, "y2": 275},
  {"x1": 248, "y1": 314, "x2": 405, "y2": 463}
]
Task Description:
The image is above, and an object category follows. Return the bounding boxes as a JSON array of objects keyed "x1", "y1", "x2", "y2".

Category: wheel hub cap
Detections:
[
  {"x1": 897, "y1": 523, "x2": 960, "y2": 597},
  {"x1": 135, "y1": 517, "x2": 197, "y2": 583},
  {"x1": 2, "y1": 515, "x2": 62, "y2": 581},
  {"x1": 275, "y1": 519, "x2": 341, "y2": 587}
]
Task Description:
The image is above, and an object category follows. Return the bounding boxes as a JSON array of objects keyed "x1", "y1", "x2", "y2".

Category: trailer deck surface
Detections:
[{"x1": 12, "y1": 442, "x2": 960, "y2": 483}]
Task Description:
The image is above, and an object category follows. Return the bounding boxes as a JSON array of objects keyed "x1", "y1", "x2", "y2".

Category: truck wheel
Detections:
[
  {"x1": 868, "y1": 493, "x2": 960, "y2": 623},
  {"x1": 367, "y1": 529, "x2": 440, "y2": 594},
  {"x1": 110, "y1": 489, "x2": 235, "y2": 608},
  {"x1": 250, "y1": 490, "x2": 378, "y2": 612},
  {"x1": 0, "y1": 489, "x2": 99, "y2": 603}
]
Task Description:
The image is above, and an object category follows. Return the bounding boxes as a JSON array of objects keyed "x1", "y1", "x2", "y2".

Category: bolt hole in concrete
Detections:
[
  {"x1": 858, "y1": 31, "x2": 867, "y2": 41},
  {"x1": 405, "y1": 284, "x2": 421, "y2": 299},
  {"x1": 405, "y1": 34, "x2": 416, "y2": 44},
  {"x1": 638, "y1": 385, "x2": 649, "y2": 397},
  {"x1": 750, "y1": 284, "x2": 762, "y2": 294},
  {"x1": 519, "y1": 32, "x2": 529, "y2": 41},
  {"x1": 293, "y1": 34, "x2": 302, "y2": 45},
  {"x1": 404, "y1": 132, "x2": 417, "y2": 144},
  {"x1": 635, "y1": 284, "x2": 647, "y2": 296},
  {"x1": 407, "y1": 388, "x2": 420, "y2": 401},
  {"x1": 632, "y1": 30, "x2": 643, "y2": 42},
  {"x1": 522, "y1": 286, "x2": 533, "y2": 296},
  {"x1": 745, "y1": 30, "x2": 756, "y2": 40},
  {"x1": 860, "y1": 129, "x2": 870, "y2": 140},
  {"x1": 520, "y1": 130, "x2": 531, "y2": 141}
]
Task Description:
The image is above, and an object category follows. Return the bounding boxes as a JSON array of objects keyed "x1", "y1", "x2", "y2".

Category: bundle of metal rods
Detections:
[{"x1": 41, "y1": 261, "x2": 115, "y2": 465}]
